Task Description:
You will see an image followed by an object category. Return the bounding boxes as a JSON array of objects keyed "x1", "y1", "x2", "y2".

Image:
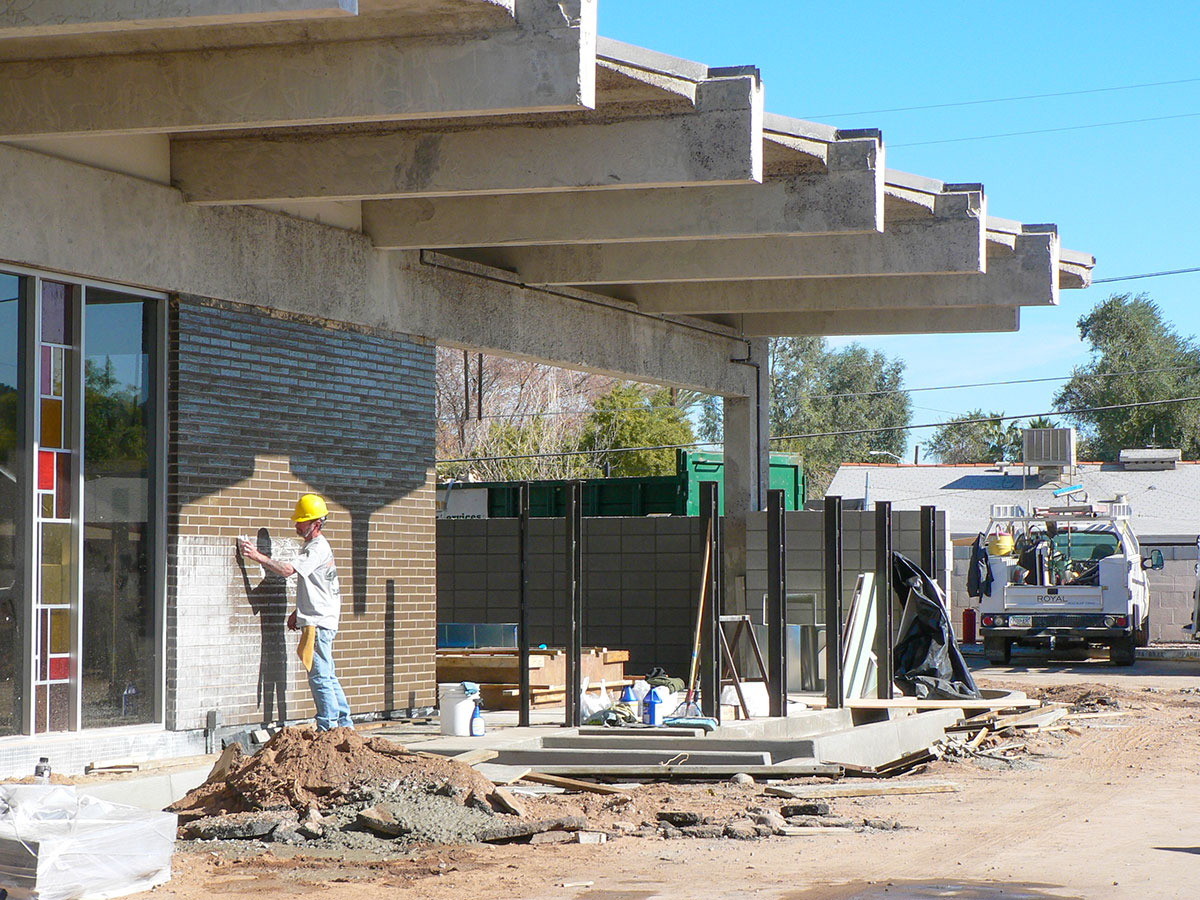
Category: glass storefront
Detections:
[{"x1": 1, "y1": 270, "x2": 162, "y2": 736}]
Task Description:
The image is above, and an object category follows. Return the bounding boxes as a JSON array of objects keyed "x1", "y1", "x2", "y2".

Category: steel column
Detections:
[
  {"x1": 824, "y1": 496, "x2": 843, "y2": 710},
  {"x1": 874, "y1": 501, "x2": 893, "y2": 700},
  {"x1": 518, "y1": 481, "x2": 531, "y2": 727},
  {"x1": 565, "y1": 480, "x2": 583, "y2": 728},
  {"x1": 766, "y1": 489, "x2": 787, "y2": 717},
  {"x1": 920, "y1": 504, "x2": 937, "y2": 580},
  {"x1": 700, "y1": 481, "x2": 722, "y2": 721}
]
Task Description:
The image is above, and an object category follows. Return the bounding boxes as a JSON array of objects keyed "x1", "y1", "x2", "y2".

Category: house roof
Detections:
[{"x1": 826, "y1": 462, "x2": 1200, "y2": 541}]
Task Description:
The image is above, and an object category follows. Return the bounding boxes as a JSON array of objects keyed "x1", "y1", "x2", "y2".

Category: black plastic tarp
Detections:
[{"x1": 891, "y1": 552, "x2": 981, "y2": 700}]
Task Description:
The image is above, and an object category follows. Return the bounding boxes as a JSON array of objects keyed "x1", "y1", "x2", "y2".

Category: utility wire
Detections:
[
  {"x1": 440, "y1": 394, "x2": 1200, "y2": 464},
  {"x1": 1093, "y1": 266, "x2": 1200, "y2": 284},
  {"x1": 807, "y1": 76, "x2": 1200, "y2": 119},
  {"x1": 892, "y1": 110, "x2": 1200, "y2": 147}
]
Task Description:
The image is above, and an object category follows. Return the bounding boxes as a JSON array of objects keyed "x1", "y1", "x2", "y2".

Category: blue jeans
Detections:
[{"x1": 308, "y1": 627, "x2": 353, "y2": 730}]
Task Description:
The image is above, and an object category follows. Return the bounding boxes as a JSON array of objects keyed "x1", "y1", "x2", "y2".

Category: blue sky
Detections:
[{"x1": 599, "y1": 1, "x2": 1200, "y2": 457}]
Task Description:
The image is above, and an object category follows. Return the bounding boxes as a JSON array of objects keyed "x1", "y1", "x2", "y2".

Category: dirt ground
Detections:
[{"x1": 149, "y1": 659, "x2": 1200, "y2": 900}]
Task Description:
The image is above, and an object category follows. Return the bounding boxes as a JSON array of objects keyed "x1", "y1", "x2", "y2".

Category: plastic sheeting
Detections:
[
  {"x1": 0, "y1": 785, "x2": 176, "y2": 900},
  {"x1": 891, "y1": 552, "x2": 981, "y2": 701}
]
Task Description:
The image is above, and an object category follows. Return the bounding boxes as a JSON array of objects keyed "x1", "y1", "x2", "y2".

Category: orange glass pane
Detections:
[{"x1": 40, "y1": 398, "x2": 63, "y2": 448}]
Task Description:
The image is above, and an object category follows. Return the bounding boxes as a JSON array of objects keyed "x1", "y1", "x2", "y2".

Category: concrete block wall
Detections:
[
  {"x1": 950, "y1": 538, "x2": 1196, "y2": 642},
  {"x1": 437, "y1": 509, "x2": 947, "y2": 681},
  {"x1": 168, "y1": 297, "x2": 437, "y2": 731}
]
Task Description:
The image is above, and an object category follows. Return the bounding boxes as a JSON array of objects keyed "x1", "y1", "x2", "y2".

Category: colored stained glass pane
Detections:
[
  {"x1": 52, "y1": 346, "x2": 63, "y2": 397},
  {"x1": 48, "y1": 684, "x2": 70, "y2": 731},
  {"x1": 38, "y1": 611, "x2": 48, "y2": 679},
  {"x1": 42, "y1": 522, "x2": 69, "y2": 567},
  {"x1": 38, "y1": 450, "x2": 55, "y2": 491},
  {"x1": 41, "y1": 281, "x2": 70, "y2": 345},
  {"x1": 35, "y1": 685, "x2": 48, "y2": 732},
  {"x1": 55, "y1": 453, "x2": 70, "y2": 519},
  {"x1": 49, "y1": 609, "x2": 70, "y2": 653},
  {"x1": 41, "y1": 493, "x2": 54, "y2": 517},
  {"x1": 40, "y1": 398, "x2": 63, "y2": 448},
  {"x1": 49, "y1": 657, "x2": 69, "y2": 681},
  {"x1": 41, "y1": 345, "x2": 51, "y2": 395}
]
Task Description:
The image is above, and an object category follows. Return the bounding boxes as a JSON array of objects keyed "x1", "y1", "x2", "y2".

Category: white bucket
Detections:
[{"x1": 438, "y1": 683, "x2": 475, "y2": 736}]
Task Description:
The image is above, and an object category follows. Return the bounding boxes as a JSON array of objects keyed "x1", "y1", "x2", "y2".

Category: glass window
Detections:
[
  {"x1": 82, "y1": 291, "x2": 157, "y2": 727},
  {"x1": 0, "y1": 273, "x2": 24, "y2": 737}
]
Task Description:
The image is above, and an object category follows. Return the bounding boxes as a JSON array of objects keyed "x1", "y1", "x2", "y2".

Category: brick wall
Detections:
[
  {"x1": 168, "y1": 297, "x2": 437, "y2": 731},
  {"x1": 437, "y1": 510, "x2": 946, "y2": 680}
]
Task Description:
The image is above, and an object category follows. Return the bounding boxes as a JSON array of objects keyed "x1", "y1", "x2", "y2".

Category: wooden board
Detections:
[
  {"x1": 475, "y1": 764, "x2": 533, "y2": 785},
  {"x1": 520, "y1": 772, "x2": 630, "y2": 795},
  {"x1": 765, "y1": 779, "x2": 959, "y2": 800}
]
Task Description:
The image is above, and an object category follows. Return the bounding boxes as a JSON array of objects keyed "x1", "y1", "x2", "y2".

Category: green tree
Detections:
[
  {"x1": 770, "y1": 337, "x2": 910, "y2": 496},
  {"x1": 84, "y1": 358, "x2": 147, "y2": 474},
  {"x1": 1053, "y1": 294, "x2": 1200, "y2": 460},
  {"x1": 926, "y1": 410, "x2": 1022, "y2": 463},
  {"x1": 578, "y1": 384, "x2": 695, "y2": 477}
]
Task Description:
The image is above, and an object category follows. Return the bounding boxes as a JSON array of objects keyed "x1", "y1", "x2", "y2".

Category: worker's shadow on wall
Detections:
[{"x1": 237, "y1": 528, "x2": 289, "y2": 725}]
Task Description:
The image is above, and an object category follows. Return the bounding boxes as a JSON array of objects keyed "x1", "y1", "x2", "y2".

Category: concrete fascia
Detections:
[
  {"x1": 362, "y1": 147, "x2": 882, "y2": 249},
  {"x1": 0, "y1": 141, "x2": 753, "y2": 397},
  {"x1": 171, "y1": 73, "x2": 763, "y2": 203},
  {"x1": 0, "y1": 0, "x2": 357, "y2": 37},
  {"x1": 0, "y1": 2, "x2": 594, "y2": 137},
  {"x1": 630, "y1": 231, "x2": 1055, "y2": 314},
  {"x1": 734, "y1": 305, "x2": 1020, "y2": 336},
  {"x1": 488, "y1": 197, "x2": 984, "y2": 286}
]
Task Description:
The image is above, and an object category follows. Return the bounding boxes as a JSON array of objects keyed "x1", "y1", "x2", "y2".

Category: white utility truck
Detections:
[{"x1": 976, "y1": 501, "x2": 1162, "y2": 666}]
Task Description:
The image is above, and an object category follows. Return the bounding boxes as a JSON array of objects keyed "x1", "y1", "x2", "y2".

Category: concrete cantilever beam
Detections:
[
  {"x1": 0, "y1": 0, "x2": 593, "y2": 137},
  {"x1": 624, "y1": 229, "x2": 1062, "y2": 315},
  {"x1": 734, "y1": 305, "x2": 1021, "y2": 337},
  {"x1": 172, "y1": 73, "x2": 763, "y2": 203},
  {"x1": 471, "y1": 186, "x2": 983, "y2": 285},
  {"x1": 0, "y1": 0, "x2": 358, "y2": 37}
]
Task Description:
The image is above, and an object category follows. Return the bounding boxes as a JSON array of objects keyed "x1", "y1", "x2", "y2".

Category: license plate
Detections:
[{"x1": 1008, "y1": 615, "x2": 1032, "y2": 627}]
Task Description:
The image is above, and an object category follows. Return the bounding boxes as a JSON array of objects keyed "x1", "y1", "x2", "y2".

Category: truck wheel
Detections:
[
  {"x1": 984, "y1": 636, "x2": 1011, "y2": 665},
  {"x1": 1135, "y1": 611, "x2": 1150, "y2": 648},
  {"x1": 1110, "y1": 636, "x2": 1136, "y2": 666}
]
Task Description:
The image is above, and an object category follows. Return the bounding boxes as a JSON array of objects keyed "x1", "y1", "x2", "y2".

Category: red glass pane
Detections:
[
  {"x1": 49, "y1": 656, "x2": 69, "y2": 681},
  {"x1": 38, "y1": 450, "x2": 55, "y2": 491},
  {"x1": 56, "y1": 453, "x2": 71, "y2": 519},
  {"x1": 41, "y1": 345, "x2": 51, "y2": 394},
  {"x1": 42, "y1": 282, "x2": 70, "y2": 345}
]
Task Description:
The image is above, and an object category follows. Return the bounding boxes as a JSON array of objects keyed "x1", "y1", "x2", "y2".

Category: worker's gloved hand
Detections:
[{"x1": 287, "y1": 610, "x2": 298, "y2": 632}]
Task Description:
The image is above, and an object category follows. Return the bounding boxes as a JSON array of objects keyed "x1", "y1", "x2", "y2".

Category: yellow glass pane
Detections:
[
  {"x1": 49, "y1": 609, "x2": 70, "y2": 654},
  {"x1": 40, "y1": 398, "x2": 63, "y2": 449},
  {"x1": 42, "y1": 522, "x2": 70, "y2": 567},
  {"x1": 41, "y1": 493, "x2": 54, "y2": 518}
]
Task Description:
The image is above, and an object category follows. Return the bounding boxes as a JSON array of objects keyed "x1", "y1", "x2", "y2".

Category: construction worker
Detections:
[{"x1": 238, "y1": 493, "x2": 353, "y2": 730}]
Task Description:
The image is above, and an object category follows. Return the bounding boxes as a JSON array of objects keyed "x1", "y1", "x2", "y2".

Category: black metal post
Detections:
[
  {"x1": 824, "y1": 496, "x2": 843, "y2": 710},
  {"x1": 874, "y1": 501, "x2": 893, "y2": 700},
  {"x1": 518, "y1": 482, "x2": 531, "y2": 727},
  {"x1": 565, "y1": 480, "x2": 584, "y2": 727},
  {"x1": 766, "y1": 489, "x2": 787, "y2": 717},
  {"x1": 700, "y1": 481, "x2": 721, "y2": 721},
  {"x1": 920, "y1": 504, "x2": 937, "y2": 581}
]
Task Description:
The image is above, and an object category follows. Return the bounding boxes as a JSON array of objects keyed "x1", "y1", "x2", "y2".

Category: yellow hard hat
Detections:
[{"x1": 291, "y1": 493, "x2": 329, "y2": 523}]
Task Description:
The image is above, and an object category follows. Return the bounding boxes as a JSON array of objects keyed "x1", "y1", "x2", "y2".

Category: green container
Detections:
[{"x1": 471, "y1": 449, "x2": 803, "y2": 518}]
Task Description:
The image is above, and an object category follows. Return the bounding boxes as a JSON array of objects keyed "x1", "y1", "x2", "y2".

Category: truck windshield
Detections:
[{"x1": 1051, "y1": 531, "x2": 1119, "y2": 563}]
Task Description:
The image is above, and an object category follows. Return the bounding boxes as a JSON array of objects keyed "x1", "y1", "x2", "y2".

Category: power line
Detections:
[
  {"x1": 810, "y1": 365, "x2": 1200, "y2": 402},
  {"x1": 1092, "y1": 266, "x2": 1200, "y2": 284},
  {"x1": 891, "y1": 110, "x2": 1200, "y2": 148},
  {"x1": 439, "y1": 394, "x2": 1200, "y2": 465},
  {"x1": 807, "y1": 76, "x2": 1200, "y2": 119}
]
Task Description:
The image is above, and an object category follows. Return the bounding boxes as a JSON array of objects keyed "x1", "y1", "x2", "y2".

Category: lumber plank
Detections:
[
  {"x1": 521, "y1": 772, "x2": 630, "y2": 794},
  {"x1": 451, "y1": 748, "x2": 499, "y2": 766},
  {"x1": 765, "y1": 779, "x2": 959, "y2": 800},
  {"x1": 476, "y1": 764, "x2": 533, "y2": 785},
  {"x1": 967, "y1": 727, "x2": 990, "y2": 751}
]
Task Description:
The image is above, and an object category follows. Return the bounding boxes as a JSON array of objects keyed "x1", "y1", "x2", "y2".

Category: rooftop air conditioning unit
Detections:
[
  {"x1": 1118, "y1": 448, "x2": 1180, "y2": 471},
  {"x1": 1023, "y1": 427, "x2": 1077, "y2": 469}
]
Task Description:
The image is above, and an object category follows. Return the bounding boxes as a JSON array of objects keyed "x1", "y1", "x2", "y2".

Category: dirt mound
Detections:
[
  {"x1": 1027, "y1": 682, "x2": 1121, "y2": 710},
  {"x1": 170, "y1": 726, "x2": 494, "y2": 821}
]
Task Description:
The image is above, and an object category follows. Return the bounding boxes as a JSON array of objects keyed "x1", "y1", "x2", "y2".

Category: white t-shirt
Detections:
[{"x1": 292, "y1": 533, "x2": 341, "y2": 631}]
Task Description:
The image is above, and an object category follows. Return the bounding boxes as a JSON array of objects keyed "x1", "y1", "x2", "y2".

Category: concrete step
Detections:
[
  {"x1": 539, "y1": 735, "x2": 817, "y2": 760},
  {"x1": 491, "y1": 748, "x2": 773, "y2": 767}
]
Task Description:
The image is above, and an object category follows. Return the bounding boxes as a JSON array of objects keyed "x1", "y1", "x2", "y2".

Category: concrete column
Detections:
[{"x1": 721, "y1": 337, "x2": 770, "y2": 620}]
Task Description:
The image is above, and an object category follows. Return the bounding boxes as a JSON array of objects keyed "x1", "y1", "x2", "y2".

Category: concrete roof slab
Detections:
[{"x1": 731, "y1": 305, "x2": 1020, "y2": 337}]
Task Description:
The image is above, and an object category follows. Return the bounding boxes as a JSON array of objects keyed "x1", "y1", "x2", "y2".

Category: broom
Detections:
[{"x1": 673, "y1": 518, "x2": 712, "y2": 717}]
